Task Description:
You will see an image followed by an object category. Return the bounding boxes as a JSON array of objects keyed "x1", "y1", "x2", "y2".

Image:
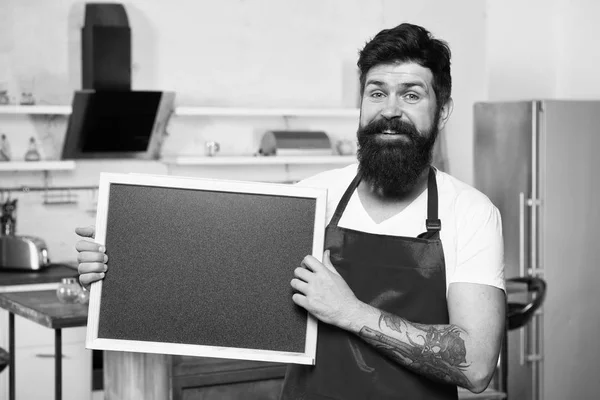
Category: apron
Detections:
[{"x1": 280, "y1": 167, "x2": 458, "y2": 400}]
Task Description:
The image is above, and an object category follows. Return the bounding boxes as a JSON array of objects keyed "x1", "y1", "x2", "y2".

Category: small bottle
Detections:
[
  {"x1": 0, "y1": 134, "x2": 11, "y2": 162},
  {"x1": 56, "y1": 278, "x2": 82, "y2": 304},
  {"x1": 24, "y1": 137, "x2": 41, "y2": 161},
  {"x1": 0, "y1": 90, "x2": 9, "y2": 105}
]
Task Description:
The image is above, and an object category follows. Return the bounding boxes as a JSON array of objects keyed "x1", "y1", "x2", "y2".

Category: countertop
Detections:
[
  {"x1": 0, "y1": 290, "x2": 87, "y2": 329},
  {"x1": 0, "y1": 263, "x2": 78, "y2": 287}
]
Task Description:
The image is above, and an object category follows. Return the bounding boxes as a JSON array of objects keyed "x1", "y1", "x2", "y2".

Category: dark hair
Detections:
[{"x1": 357, "y1": 23, "x2": 452, "y2": 108}]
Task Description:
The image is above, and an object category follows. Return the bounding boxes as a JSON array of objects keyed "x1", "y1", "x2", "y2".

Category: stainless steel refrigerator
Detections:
[{"x1": 473, "y1": 100, "x2": 600, "y2": 400}]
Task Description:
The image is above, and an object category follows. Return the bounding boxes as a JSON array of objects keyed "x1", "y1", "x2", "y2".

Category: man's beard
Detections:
[{"x1": 356, "y1": 116, "x2": 439, "y2": 198}]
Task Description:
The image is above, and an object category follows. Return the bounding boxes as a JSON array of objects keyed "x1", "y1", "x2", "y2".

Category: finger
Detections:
[
  {"x1": 75, "y1": 240, "x2": 105, "y2": 253},
  {"x1": 78, "y1": 262, "x2": 107, "y2": 274},
  {"x1": 292, "y1": 293, "x2": 308, "y2": 309},
  {"x1": 75, "y1": 226, "x2": 96, "y2": 239},
  {"x1": 294, "y1": 267, "x2": 313, "y2": 282},
  {"x1": 322, "y1": 250, "x2": 340, "y2": 276},
  {"x1": 290, "y1": 278, "x2": 309, "y2": 294},
  {"x1": 77, "y1": 251, "x2": 108, "y2": 264},
  {"x1": 301, "y1": 255, "x2": 323, "y2": 273},
  {"x1": 79, "y1": 272, "x2": 105, "y2": 289}
]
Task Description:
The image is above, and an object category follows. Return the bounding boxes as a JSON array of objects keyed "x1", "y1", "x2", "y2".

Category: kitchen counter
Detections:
[{"x1": 0, "y1": 263, "x2": 78, "y2": 288}]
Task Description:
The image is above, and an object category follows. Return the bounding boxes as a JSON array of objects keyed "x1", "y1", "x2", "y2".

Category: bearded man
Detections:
[
  {"x1": 76, "y1": 22, "x2": 505, "y2": 400},
  {"x1": 282, "y1": 23, "x2": 505, "y2": 400}
]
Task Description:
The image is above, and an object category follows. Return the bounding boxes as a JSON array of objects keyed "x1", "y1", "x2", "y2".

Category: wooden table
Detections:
[{"x1": 0, "y1": 290, "x2": 88, "y2": 400}]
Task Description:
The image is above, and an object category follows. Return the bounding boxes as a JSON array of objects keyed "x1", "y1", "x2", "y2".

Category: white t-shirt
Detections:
[{"x1": 297, "y1": 164, "x2": 505, "y2": 293}]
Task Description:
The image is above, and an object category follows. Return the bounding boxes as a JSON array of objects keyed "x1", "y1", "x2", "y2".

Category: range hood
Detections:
[
  {"x1": 61, "y1": 90, "x2": 174, "y2": 160},
  {"x1": 61, "y1": 4, "x2": 175, "y2": 160}
]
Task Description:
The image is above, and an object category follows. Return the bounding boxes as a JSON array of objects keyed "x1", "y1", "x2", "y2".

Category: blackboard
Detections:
[{"x1": 85, "y1": 173, "x2": 326, "y2": 365}]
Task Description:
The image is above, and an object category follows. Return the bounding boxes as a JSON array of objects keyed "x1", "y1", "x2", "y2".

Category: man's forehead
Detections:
[{"x1": 365, "y1": 62, "x2": 433, "y2": 87}]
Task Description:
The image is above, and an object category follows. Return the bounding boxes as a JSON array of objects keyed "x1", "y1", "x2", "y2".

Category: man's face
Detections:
[{"x1": 357, "y1": 62, "x2": 448, "y2": 197}]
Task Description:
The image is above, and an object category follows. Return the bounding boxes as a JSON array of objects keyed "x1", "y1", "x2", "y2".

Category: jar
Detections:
[
  {"x1": 56, "y1": 278, "x2": 82, "y2": 304},
  {"x1": 77, "y1": 288, "x2": 90, "y2": 305}
]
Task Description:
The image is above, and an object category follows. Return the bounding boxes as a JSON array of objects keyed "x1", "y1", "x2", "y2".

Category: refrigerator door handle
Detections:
[
  {"x1": 518, "y1": 191, "x2": 527, "y2": 365},
  {"x1": 519, "y1": 192, "x2": 526, "y2": 278},
  {"x1": 520, "y1": 326, "x2": 527, "y2": 366}
]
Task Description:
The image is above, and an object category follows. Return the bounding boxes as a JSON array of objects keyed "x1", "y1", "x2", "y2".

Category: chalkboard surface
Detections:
[{"x1": 86, "y1": 173, "x2": 326, "y2": 365}]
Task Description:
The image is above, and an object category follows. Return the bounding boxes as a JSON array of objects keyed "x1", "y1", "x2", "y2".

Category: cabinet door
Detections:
[
  {"x1": 0, "y1": 308, "x2": 87, "y2": 348},
  {"x1": 181, "y1": 378, "x2": 284, "y2": 400},
  {"x1": 9, "y1": 343, "x2": 92, "y2": 400}
]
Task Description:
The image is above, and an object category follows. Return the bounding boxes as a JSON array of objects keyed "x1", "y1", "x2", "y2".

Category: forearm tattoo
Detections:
[{"x1": 359, "y1": 312, "x2": 471, "y2": 388}]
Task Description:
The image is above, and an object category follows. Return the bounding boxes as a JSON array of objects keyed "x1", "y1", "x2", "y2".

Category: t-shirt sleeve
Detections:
[{"x1": 450, "y1": 196, "x2": 505, "y2": 292}]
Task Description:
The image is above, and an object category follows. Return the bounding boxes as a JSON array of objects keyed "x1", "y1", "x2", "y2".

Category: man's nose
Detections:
[{"x1": 380, "y1": 97, "x2": 403, "y2": 120}]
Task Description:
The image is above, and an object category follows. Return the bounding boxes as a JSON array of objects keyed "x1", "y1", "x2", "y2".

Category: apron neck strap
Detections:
[{"x1": 329, "y1": 166, "x2": 441, "y2": 233}]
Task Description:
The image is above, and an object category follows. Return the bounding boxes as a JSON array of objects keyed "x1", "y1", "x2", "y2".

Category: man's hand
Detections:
[
  {"x1": 75, "y1": 225, "x2": 108, "y2": 290},
  {"x1": 290, "y1": 250, "x2": 367, "y2": 331}
]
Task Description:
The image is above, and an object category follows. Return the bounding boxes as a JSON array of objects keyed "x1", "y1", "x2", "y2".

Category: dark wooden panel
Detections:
[
  {"x1": 180, "y1": 378, "x2": 284, "y2": 400},
  {"x1": 172, "y1": 356, "x2": 286, "y2": 378}
]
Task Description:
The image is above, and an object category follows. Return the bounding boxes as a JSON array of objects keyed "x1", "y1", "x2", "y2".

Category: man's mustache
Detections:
[{"x1": 359, "y1": 118, "x2": 419, "y2": 138}]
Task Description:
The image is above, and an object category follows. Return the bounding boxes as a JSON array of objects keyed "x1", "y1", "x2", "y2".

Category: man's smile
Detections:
[{"x1": 375, "y1": 130, "x2": 412, "y2": 141}]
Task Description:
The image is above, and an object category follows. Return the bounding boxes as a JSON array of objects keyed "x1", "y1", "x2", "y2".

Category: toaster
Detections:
[{"x1": 0, "y1": 235, "x2": 50, "y2": 270}]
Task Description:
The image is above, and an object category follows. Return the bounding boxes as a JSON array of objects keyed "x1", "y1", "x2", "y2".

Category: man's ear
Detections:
[{"x1": 437, "y1": 98, "x2": 454, "y2": 131}]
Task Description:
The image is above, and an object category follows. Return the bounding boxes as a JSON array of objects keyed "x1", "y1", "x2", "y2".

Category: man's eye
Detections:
[
  {"x1": 404, "y1": 93, "x2": 420, "y2": 102},
  {"x1": 370, "y1": 92, "x2": 385, "y2": 98}
]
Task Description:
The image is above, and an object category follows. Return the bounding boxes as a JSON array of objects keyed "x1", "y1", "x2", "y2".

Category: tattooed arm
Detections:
[
  {"x1": 346, "y1": 283, "x2": 505, "y2": 393},
  {"x1": 359, "y1": 315, "x2": 472, "y2": 388},
  {"x1": 291, "y1": 253, "x2": 506, "y2": 394}
]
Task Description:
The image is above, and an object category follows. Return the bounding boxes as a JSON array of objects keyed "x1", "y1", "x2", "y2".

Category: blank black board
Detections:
[{"x1": 86, "y1": 173, "x2": 326, "y2": 365}]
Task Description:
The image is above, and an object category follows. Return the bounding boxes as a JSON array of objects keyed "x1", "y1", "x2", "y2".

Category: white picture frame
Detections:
[{"x1": 85, "y1": 172, "x2": 327, "y2": 365}]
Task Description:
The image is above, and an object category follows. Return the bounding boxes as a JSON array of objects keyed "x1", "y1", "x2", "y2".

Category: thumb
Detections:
[
  {"x1": 75, "y1": 225, "x2": 95, "y2": 239},
  {"x1": 322, "y1": 250, "x2": 340, "y2": 276}
]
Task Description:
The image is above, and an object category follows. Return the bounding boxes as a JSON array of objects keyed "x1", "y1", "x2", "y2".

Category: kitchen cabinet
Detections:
[
  {"x1": 0, "y1": 308, "x2": 91, "y2": 400},
  {"x1": 13, "y1": 342, "x2": 91, "y2": 400},
  {"x1": 8, "y1": 316, "x2": 85, "y2": 349},
  {"x1": 170, "y1": 356, "x2": 286, "y2": 400},
  {"x1": 0, "y1": 267, "x2": 91, "y2": 400}
]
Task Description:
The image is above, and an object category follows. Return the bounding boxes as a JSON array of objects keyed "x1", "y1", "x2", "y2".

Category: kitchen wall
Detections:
[
  {"x1": 0, "y1": 0, "x2": 488, "y2": 263},
  {"x1": 4, "y1": 0, "x2": 600, "y2": 263},
  {"x1": 484, "y1": 0, "x2": 559, "y2": 100},
  {"x1": 0, "y1": 0, "x2": 487, "y2": 172},
  {"x1": 485, "y1": 0, "x2": 600, "y2": 101}
]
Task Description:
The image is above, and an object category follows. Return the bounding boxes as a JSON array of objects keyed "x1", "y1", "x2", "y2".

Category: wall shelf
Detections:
[
  {"x1": 0, "y1": 105, "x2": 360, "y2": 118},
  {"x1": 173, "y1": 107, "x2": 360, "y2": 118},
  {"x1": 0, "y1": 161, "x2": 75, "y2": 171},
  {"x1": 0, "y1": 105, "x2": 72, "y2": 115},
  {"x1": 163, "y1": 155, "x2": 357, "y2": 166}
]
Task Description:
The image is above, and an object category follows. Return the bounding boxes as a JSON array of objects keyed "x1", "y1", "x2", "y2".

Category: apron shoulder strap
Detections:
[
  {"x1": 423, "y1": 167, "x2": 441, "y2": 238},
  {"x1": 329, "y1": 173, "x2": 361, "y2": 227}
]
